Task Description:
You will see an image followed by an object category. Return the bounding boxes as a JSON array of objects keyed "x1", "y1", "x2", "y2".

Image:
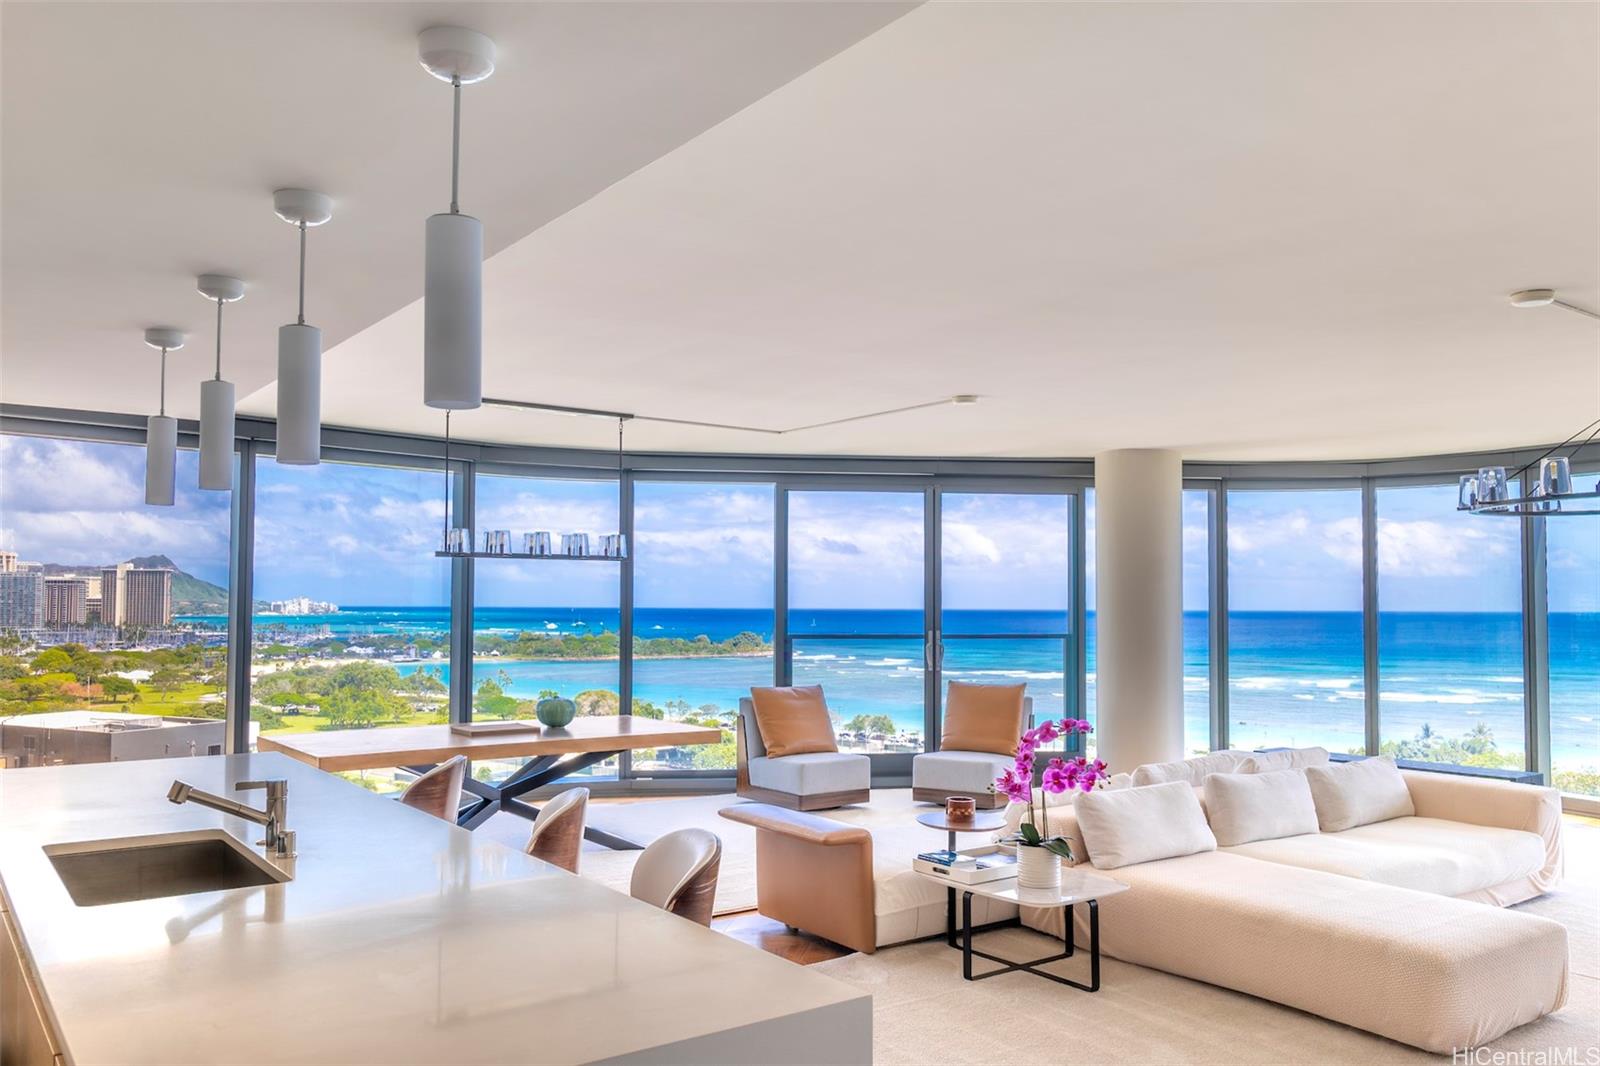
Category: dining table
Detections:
[{"x1": 258, "y1": 715, "x2": 723, "y2": 847}]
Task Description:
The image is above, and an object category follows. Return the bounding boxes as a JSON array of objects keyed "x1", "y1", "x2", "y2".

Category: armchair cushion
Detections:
[
  {"x1": 912, "y1": 749, "x2": 1013, "y2": 793},
  {"x1": 940, "y1": 680, "x2": 1027, "y2": 755},
  {"x1": 748, "y1": 684, "x2": 837, "y2": 757},
  {"x1": 748, "y1": 752, "x2": 870, "y2": 796}
]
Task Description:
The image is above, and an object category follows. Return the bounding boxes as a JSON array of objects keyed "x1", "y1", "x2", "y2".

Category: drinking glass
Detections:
[{"x1": 532, "y1": 531, "x2": 553, "y2": 556}]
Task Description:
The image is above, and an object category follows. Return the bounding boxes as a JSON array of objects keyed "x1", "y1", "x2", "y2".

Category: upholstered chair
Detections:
[
  {"x1": 735, "y1": 687, "x2": 870, "y2": 811},
  {"x1": 630, "y1": 828, "x2": 722, "y2": 927},
  {"x1": 399, "y1": 755, "x2": 467, "y2": 822},
  {"x1": 525, "y1": 786, "x2": 588, "y2": 873},
  {"x1": 912, "y1": 683, "x2": 1033, "y2": 809}
]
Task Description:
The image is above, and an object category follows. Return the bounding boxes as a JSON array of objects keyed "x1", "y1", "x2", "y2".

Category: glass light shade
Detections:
[
  {"x1": 276, "y1": 323, "x2": 322, "y2": 464},
  {"x1": 144, "y1": 415, "x2": 177, "y2": 506},
  {"x1": 1477, "y1": 466, "x2": 1509, "y2": 503},
  {"x1": 1457, "y1": 475, "x2": 1478, "y2": 510},
  {"x1": 1539, "y1": 457, "x2": 1573, "y2": 497},
  {"x1": 198, "y1": 378, "x2": 235, "y2": 490},
  {"x1": 423, "y1": 212, "x2": 483, "y2": 410}
]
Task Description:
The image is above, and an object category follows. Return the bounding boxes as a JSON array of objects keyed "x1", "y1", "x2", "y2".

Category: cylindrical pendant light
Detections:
[
  {"x1": 196, "y1": 274, "x2": 244, "y2": 490},
  {"x1": 143, "y1": 327, "x2": 185, "y2": 506},
  {"x1": 272, "y1": 188, "x2": 334, "y2": 465},
  {"x1": 419, "y1": 26, "x2": 495, "y2": 410}
]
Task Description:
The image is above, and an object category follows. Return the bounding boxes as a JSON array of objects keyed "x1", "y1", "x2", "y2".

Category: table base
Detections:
[
  {"x1": 404, "y1": 749, "x2": 642, "y2": 849},
  {"x1": 945, "y1": 887, "x2": 1101, "y2": 990}
]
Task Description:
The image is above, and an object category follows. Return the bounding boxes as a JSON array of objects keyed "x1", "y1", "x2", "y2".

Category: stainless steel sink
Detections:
[{"x1": 44, "y1": 830, "x2": 291, "y2": 907}]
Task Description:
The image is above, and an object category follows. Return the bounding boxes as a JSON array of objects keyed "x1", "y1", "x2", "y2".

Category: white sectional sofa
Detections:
[{"x1": 725, "y1": 749, "x2": 1569, "y2": 1054}]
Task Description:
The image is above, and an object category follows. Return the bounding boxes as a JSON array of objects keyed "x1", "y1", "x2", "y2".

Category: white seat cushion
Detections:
[
  {"x1": 1224, "y1": 816, "x2": 1546, "y2": 898},
  {"x1": 747, "y1": 752, "x2": 869, "y2": 795},
  {"x1": 912, "y1": 750, "x2": 1014, "y2": 793}
]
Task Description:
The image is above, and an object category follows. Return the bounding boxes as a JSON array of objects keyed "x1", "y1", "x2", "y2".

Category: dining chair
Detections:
[
  {"x1": 630, "y1": 828, "x2": 722, "y2": 927},
  {"x1": 399, "y1": 755, "x2": 467, "y2": 822},
  {"x1": 525, "y1": 786, "x2": 589, "y2": 873}
]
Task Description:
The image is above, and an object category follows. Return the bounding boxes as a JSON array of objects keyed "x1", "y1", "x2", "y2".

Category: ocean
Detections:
[{"x1": 205, "y1": 606, "x2": 1598, "y2": 767}]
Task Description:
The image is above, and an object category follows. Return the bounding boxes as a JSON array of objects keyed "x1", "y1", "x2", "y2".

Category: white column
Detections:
[{"x1": 1094, "y1": 448, "x2": 1184, "y2": 772}]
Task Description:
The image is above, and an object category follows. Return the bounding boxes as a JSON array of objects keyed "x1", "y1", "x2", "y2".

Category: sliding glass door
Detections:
[
  {"x1": 937, "y1": 491, "x2": 1073, "y2": 744},
  {"x1": 786, "y1": 489, "x2": 928, "y2": 755}
]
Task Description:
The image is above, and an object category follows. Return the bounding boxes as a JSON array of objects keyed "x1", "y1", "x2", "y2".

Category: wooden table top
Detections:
[{"x1": 257, "y1": 716, "x2": 723, "y2": 773}]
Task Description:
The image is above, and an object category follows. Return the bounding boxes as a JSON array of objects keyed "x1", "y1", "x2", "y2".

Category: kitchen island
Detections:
[{"x1": 0, "y1": 753, "x2": 870, "y2": 1065}]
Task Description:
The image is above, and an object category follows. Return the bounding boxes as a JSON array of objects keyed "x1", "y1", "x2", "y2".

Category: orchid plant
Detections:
[{"x1": 993, "y1": 718, "x2": 1108, "y2": 860}]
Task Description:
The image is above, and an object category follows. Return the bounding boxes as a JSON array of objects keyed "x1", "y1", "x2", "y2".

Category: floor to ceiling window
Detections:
[
  {"x1": 1547, "y1": 474, "x2": 1600, "y2": 797},
  {"x1": 787, "y1": 489, "x2": 926, "y2": 754},
  {"x1": 1083, "y1": 486, "x2": 1213, "y2": 754},
  {"x1": 0, "y1": 433, "x2": 231, "y2": 765},
  {"x1": 1375, "y1": 482, "x2": 1524, "y2": 770},
  {"x1": 630, "y1": 481, "x2": 775, "y2": 772},
  {"x1": 472, "y1": 472, "x2": 620, "y2": 780},
  {"x1": 250, "y1": 456, "x2": 451, "y2": 791},
  {"x1": 1225, "y1": 487, "x2": 1365, "y2": 754},
  {"x1": 939, "y1": 491, "x2": 1072, "y2": 738}
]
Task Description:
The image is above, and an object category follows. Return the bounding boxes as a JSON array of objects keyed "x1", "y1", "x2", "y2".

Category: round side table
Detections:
[{"x1": 916, "y1": 809, "x2": 1008, "y2": 853}]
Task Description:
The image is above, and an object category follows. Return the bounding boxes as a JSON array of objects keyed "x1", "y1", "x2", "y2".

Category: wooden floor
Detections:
[{"x1": 711, "y1": 911, "x2": 853, "y2": 964}]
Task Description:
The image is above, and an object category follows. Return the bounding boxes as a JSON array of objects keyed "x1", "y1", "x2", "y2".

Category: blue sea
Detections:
[{"x1": 205, "y1": 606, "x2": 1598, "y2": 768}]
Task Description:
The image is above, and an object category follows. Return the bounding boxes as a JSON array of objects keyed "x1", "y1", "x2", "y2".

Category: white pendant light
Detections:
[
  {"x1": 143, "y1": 327, "x2": 185, "y2": 506},
  {"x1": 419, "y1": 26, "x2": 495, "y2": 410},
  {"x1": 273, "y1": 188, "x2": 334, "y2": 465},
  {"x1": 196, "y1": 274, "x2": 244, "y2": 490}
]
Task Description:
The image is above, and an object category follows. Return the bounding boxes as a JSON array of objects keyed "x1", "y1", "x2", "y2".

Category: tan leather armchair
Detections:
[{"x1": 720, "y1": 802, "x2": 877, "y2": 954}]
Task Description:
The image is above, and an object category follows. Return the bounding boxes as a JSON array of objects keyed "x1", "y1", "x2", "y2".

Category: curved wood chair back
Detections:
[
  {"x1": 525, "y1": 787, "x2": 589, "y2": 873},
  {"x1": 399, "y1": 755, "x2": 467, "y2": 823},
  {"x1": 630, "y1": 828, "x2": 722, "y2": 927}
]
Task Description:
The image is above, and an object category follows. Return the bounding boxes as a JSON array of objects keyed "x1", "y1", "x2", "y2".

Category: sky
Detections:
[{"x1": 2, "y1": 433, "x2": 1595, "y2": 613}]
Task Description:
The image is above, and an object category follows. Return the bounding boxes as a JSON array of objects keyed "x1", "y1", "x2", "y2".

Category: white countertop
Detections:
[{"x1": 0, "y1": 753, "x2": 869, "y2": 1065}]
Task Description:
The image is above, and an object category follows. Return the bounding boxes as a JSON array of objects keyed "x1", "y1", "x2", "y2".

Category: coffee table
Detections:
[{"x1": 914, "y1": 866, "x2": 1128, "y2": 989}]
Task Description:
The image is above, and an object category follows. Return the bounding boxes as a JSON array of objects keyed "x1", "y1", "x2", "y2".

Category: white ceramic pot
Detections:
[{"x1": 1016, "y1": 843, "x2": 1061, "y2": 890}]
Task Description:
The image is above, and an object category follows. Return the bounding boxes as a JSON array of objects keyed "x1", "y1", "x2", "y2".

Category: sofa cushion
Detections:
[
  {"x1": 1305, "y1": 756, "x2": 1414, "y2": 831},
  {"x1": 940, "y1": 680, "x2": 1027, "y2": 756},
  {"x1": 912, "y1": 749, "x2": 1014, "y2": 793},
  {"x1": 748, "y1": 685, "x2": 837, "y2": 757},
  {"x1": 1225, "y1": 816, "x2": 1547, "y2": 899},
  {"x1": 1017, "y1": 850, "x2": 1568, "y2": 1054},
  {"x1": 1075, "y1": 781, "x2": 1216, "y2": 870},
  {"x1": 747, "y1": 752, "x2": 869, "y2": 795},
  {"x1": 1239, "y1": 746, "x2": 1330, "y2": 774},
  {"x1": 1130, "y1": 749, "x2": 1253, "y2": 787},
  {"x1": 1203, "y1": 769, "x2": 1319, "y2": 846}
]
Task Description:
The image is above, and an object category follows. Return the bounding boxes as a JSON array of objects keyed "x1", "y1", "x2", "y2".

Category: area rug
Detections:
[{"x1": 811, "y1": 820, "x2": 1600, "y2": 1065}]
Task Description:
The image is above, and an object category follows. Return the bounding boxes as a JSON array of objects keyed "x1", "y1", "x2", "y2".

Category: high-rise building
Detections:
[
  {"x1": 0, "y1": 570, "x2": 43, "y2": 627},
  {"x1": 0, "y1": 550, "x2": 17, "y2": 573},
  {"x1": 123, "y1": 568, "x2": 173, "y2": 627},
  {"x1": 43, "y1": 578, "x2": 89, "y2": 626},
  {"x1": 100, "y1": 563, "x2": 131, "y2": 626}
]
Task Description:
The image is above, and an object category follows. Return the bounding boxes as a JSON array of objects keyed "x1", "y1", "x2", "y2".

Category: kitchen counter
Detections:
[{"x1": 0, "y1": 753, "x2": 870, "y2": 1065}]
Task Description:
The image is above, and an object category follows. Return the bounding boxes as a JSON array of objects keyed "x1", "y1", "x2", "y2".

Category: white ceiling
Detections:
[{"x1": 5, "y1": 2, "x2": 1597, "y2": 461}]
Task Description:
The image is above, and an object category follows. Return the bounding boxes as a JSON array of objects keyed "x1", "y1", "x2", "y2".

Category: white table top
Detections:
[
  {"x1": 0, "y1": 752, "x2": 867, "y2": 1065},
  {"x1": 916, "y1": 864, "x2": 1129, "y2": 907}
]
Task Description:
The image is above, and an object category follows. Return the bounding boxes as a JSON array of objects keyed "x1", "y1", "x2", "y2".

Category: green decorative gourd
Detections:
[{"x1": 536, "y1": 696, "x2": 577, "y2": 728}]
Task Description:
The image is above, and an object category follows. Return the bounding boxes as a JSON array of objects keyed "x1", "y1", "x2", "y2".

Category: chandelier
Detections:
[{"x1": 1458, "y1": 290, "x2": 1598, "y2": 518}]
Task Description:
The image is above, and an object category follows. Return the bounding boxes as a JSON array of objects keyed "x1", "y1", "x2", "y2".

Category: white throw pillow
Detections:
[
  {"x1": 1203, "y1": 769, "x2": 1320, "y2": 846},
  {"x1": 1130, "y1": 750, "x2": 1254, "y2": 787},
  {"x1": 1304, "y1": 757, "x2": 1415, "y2": 832},
  {"x1": 1074, "y1": 781, "x2": 1217, "y2": 870},
  {"x1": 1239, "y1": 747, "x2": 1330, "y2": 774}
]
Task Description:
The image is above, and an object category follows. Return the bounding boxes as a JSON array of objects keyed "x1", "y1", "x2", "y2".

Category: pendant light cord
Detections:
[
  {"x1": 450, "y1": 75, "x2": 462, "y2": 214},
  {"x1": 214, "y1": 299, "x2": 223, "y2": 380},
  {"x1": 158, "y1": 347, "x2": 167, "y2": 416},
  {"x1": 297, "y1": 221, "x2": 307, "y2": 326}
]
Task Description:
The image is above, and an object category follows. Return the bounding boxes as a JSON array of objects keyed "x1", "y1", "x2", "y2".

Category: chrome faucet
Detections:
[{"x1": 168, "y1": 779, "x2": 296, "y2": 858}]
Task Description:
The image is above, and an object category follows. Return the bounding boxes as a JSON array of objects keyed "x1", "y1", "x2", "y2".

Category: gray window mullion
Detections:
[
  {"x1": 1361, "y1": 479, "x2": 1381, "y2": 756},
  {"x1": 225, "y1": 440, "x2": 257, "y2": 754}
]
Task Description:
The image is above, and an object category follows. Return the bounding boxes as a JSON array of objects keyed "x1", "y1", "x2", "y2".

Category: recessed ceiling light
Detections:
[
  {"x1": 951, "y1": 394, "x2": 980, "y2": 405},
  {"x1": 1509, "y1": 289, "x2": 1557, "y2": 308}
]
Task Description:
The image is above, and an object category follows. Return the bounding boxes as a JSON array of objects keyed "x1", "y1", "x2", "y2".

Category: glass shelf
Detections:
[{"x1": 432, "y1": 551, "x2": 625, "y2": 561}]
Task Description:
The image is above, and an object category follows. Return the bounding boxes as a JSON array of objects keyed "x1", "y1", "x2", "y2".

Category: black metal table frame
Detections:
[
  {"x1": 402, "y1": 749, "x2": 641, "y2": 850},
  {"x1": 944, "y1": 886, "x2": 1101, "y2": 990}
]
